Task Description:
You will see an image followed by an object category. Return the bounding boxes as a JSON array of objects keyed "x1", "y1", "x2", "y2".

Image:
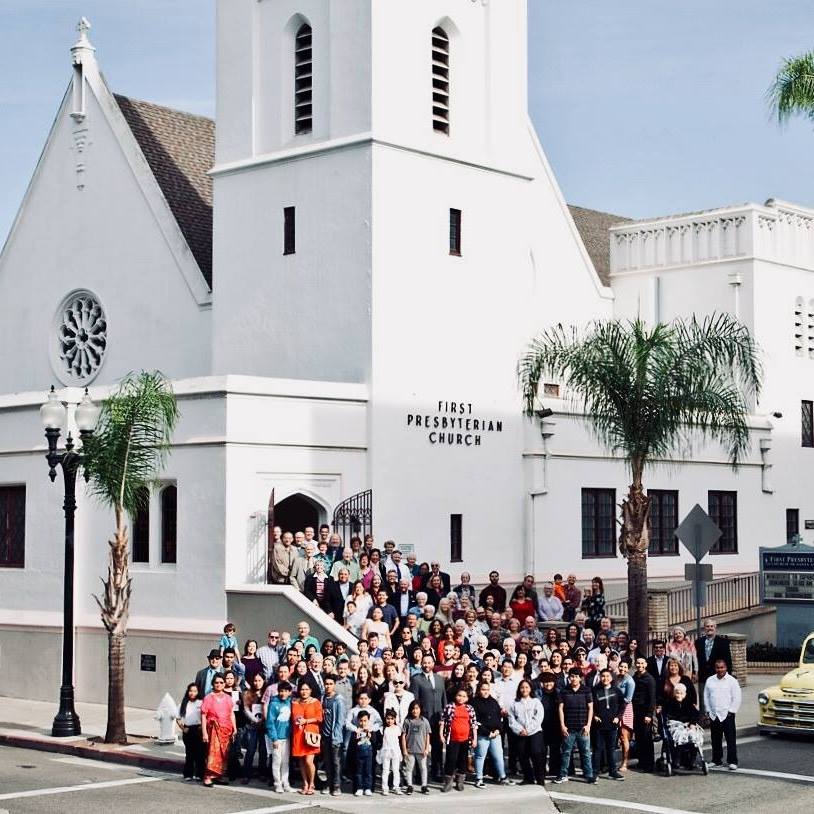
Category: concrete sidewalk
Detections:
[
  {"x1": 0, "y1": 673, "x2": 772, "y2": 772},
  {"x1": 0, "y1": 695, "x2": 184, "y2": 771}
]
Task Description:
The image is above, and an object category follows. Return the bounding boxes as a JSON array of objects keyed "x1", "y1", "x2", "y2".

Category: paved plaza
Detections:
[{"x1": 2, "y1": 735, "x2": 814, "y2": 814}]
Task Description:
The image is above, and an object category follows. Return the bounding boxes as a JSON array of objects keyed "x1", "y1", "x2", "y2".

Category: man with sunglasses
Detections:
[{"x1": 257, "y1": 631, "x2": 285, "y2": 680}]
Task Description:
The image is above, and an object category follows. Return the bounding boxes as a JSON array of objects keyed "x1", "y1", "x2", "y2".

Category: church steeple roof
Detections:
[{"x1": 113, "y1": 95, "x2": 214, "y2": 288}]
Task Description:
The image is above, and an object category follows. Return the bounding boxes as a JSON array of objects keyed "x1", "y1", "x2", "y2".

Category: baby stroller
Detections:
[{"x1": 656, "y1": 711, "x2": 708, "y2": 776}]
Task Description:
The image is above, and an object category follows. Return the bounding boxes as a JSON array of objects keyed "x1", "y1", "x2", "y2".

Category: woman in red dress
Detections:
[
  {"x1": 200, "y1": 674, "x2": 237, "y2": 787},
  {"x1": 291, "y1": 682, "x2": 323, "y2": 794}
]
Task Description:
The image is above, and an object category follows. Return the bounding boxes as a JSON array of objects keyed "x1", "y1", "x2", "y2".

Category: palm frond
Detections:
[
  {"x1": 82, "y1": 371, "x2": 179, "y2": 517},
  {"x1": 518, "y1": 313, "x2": 762, "y2": 472},
  {"x1": 768, "y1": 51, "x2": 814, "y2": 124}
]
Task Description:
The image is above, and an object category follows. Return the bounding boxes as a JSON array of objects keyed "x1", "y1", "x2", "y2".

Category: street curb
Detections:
[{"x1": 0, "y1": 732, "x2": 182, "y2": 774}]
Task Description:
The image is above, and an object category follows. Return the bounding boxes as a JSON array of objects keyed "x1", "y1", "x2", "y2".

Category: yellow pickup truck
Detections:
[{"x1": 758, "y1": 632, "x2": 814, "y2": 734}]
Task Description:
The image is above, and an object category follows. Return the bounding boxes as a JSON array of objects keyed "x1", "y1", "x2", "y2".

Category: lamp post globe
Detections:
[
  {"x1": 40, "y1": 385, "x2": 66, "y2": 430},
  {"x1": 75, "y1": 388, "x2": 100, "y2": 434}
]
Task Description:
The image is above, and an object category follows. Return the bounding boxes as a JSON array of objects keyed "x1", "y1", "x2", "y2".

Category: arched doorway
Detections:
[{"x1": 274, "y1": 492, "x2": 322, "y2": 537}]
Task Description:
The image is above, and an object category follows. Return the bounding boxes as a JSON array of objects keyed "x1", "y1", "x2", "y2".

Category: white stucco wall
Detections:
[{"x1": 0, "y1": 88, "x2": 211, "y2": 394}]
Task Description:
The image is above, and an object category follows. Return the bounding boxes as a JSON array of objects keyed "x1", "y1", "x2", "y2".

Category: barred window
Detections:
[
  {"x1": 294, "y1": 24, "x2": 313, "y2": 135},
  {"x1": 708, "y1": 490, "x2": 737, "y2": 553},
  {"x1": 0, "y1": 485, "x2": 25, "y2": 568},
  {"x1": 581, "y1": 488, "x2": 616, "y2": 558},
  {"x1": 648, "y1": 490, "x2": 679, "y2": 556},
  {"x1": 432, "y1": 27, "x2": 450, "y2": 134},
  {"x1": 161, "y1": 485, "x2": 177, "y2": 565}
]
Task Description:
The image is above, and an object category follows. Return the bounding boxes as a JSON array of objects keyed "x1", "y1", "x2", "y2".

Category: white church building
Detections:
[{"x1": 1, "y1": 1, "x2": 813, "y2": 705}]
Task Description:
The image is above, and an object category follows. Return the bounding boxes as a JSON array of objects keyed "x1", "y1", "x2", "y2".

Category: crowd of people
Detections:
[{"x1": 176, "y1": 527, "x2": 743, "y2": 792}]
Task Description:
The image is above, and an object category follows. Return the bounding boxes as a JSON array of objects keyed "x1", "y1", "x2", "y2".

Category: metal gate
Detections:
[{"x1": 332, "y1": 489, "x2": 373, "y2": 542}]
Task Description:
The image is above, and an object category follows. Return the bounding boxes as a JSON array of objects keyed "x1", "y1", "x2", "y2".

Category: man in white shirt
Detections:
[
  {"x1": 384, "y1": 549, "x2": 412, "y2": 583},
  {"x1": 703, "y1": 659, "x2": 742, "y2": 770},
  {"x1": 537, "y1": 582, "x2": 564, "y2": 621}
]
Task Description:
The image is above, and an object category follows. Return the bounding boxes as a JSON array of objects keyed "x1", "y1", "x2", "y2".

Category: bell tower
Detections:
[{"x1": 211, "y1": 0, "x2": 374, "y2": 382}]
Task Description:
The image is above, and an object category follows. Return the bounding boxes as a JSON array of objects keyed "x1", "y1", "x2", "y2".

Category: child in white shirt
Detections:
[{"x1": 380, "y1": 710, "x2": 403, "y2": 795}]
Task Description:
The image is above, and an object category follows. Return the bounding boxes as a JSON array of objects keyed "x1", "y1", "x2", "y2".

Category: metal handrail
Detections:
[{"x1": 604, "y1": 572, "x2": 760, "y2": 628}]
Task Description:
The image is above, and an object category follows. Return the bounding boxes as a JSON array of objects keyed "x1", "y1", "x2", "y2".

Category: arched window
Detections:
[
  {"x1": 132, "y1": 486, "x2": 150, "y2": 563},
  {"x1": 432, "y1": 27, "x2": 450, "y2": 134},
  {"x1": 808, "y1": 299, "x2": 814, "y2": 359},
  {"x1": 294, "y1": 24, "x2": 313, "y2": 134},
  {"x1": 794, "y1": 296, "x2": 804, "y2": 356},
  {"x1": 161, "y1": 485, "x2": 177, "y2": 564}
]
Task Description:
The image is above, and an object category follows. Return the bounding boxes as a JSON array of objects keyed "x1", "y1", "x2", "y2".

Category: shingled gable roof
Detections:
[
  {"x1": 113, "y1": 95, "x2": 627, "y2": 292},
  {"x1": 114, "y1": 95, "x2": 214, "y2": 288},
  {"x1": 568, "y1": 204, "x2": 631, "y2": 287}
]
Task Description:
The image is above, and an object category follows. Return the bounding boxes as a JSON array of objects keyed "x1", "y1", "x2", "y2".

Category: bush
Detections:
[{"x1": 747, "y1": 641, "x2": 799, "y2": 662}]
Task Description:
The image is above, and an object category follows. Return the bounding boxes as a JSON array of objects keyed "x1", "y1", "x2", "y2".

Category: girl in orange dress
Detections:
[{"x1": 291, "y1": 682, "x2": 323, "y2": 794}]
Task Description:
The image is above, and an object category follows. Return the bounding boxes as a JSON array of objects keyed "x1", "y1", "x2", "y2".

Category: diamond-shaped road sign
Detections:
[{"x1": 674, "y1": 504, "x2": 722, "y2": 561}]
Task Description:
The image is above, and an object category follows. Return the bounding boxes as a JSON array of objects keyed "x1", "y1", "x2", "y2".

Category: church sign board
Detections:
[
  {"x1": 759, "y1": 542, "x2": 814, "y2": 604},
  {"x1": 406, "y1": 400, "x2": 504, "y2": 447}
]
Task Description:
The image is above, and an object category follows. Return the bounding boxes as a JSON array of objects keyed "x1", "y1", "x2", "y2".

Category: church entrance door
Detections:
[{"x1": 274, "y1": 493, "x2": 321, "y2": 537}]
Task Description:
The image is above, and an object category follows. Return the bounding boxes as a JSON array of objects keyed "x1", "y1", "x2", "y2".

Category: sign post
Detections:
[{"x1": 675, "y1": 504, "x2": 721, "y2": 642}]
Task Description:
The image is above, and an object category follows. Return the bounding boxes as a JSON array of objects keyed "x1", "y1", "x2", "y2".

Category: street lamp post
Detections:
[{"x1": 40, "y1": 386, "x2": 100, "y2": 737}]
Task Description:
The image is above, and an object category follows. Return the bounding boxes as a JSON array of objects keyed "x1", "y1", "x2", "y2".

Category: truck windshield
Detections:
[{"x1": 803, "y1": 638, "x2": 814, "y2": 665}]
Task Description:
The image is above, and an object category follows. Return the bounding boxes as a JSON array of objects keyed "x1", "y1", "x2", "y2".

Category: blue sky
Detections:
[{"x1": 2, "y1": 1, "x2": 814, "y2": 243}]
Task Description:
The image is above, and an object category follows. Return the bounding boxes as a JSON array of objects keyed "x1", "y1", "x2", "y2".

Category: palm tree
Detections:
[
  {"x1": 518, "y1": 314, "x2": 761, "y2": 649},
  {"x1": 768, "y1": 51, "x2": 814, "y2": 124},
  {"x1": 81, "y1": 371, "x2": 179, "y2": 744}
]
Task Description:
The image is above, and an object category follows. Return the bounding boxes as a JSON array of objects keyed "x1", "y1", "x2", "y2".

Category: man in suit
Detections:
[
  {"x1": 195, "y1": 649, "x2": 223, "y2": 696},
  {"x1": 325, "y1": 567, "x2": 353, "y2": 620},
  {"x1": 646, "y1": 640, "x2": 669, "y2": 687},
  {"x1": 421, "y1": 560, "x2": 451, "y2": 594},
  {"x1": 695, "y1": 619, "x2": 733, "y2": 710},
  {"x1": 409, "y1": 653, "x2": 446, "y2": 780},
  {"x1": 297, "y1": 653, "x2": 325, "y2": 700},
  {"x1": 388, "y1": 577, "x2": 415, "y2": 625}
]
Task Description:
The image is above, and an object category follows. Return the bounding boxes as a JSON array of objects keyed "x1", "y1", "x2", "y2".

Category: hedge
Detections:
[{"x1": 746, "y1": 641, "x2": 800, "y2": 662}]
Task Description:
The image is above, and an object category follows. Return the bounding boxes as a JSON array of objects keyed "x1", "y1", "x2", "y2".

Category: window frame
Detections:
[
  {"x1": 708, "y1": 490, "x2": 738, "y2": 554},
  {"x1": 786, "y1": 507, "x2": 800, "y2": 543},
  {"x1": 283, "y1": 206, "x2": 296, "y2": 255},
  {"x1": 294, "y1": 23, "x2": 313, "y2": 135},
  {"x1": 449, "y1": 208, "x2": 462, "y2": 256},
  {"x1": 131, "y1": 486, "x2": 150, "y2": 564},
  {"x1": 802, "y1": 400, "x2": 814, "y2": 447},
  {"x1": 581, "y1": 488, "x2": 617, "y2": 559},
  {"x1": 160, "y1": 484, "x2": 178, "y2": 565},
  {"x1": 431, "y1": 27, "x2": 450, "y2": 135},
  {"x1": 647, "y1": 489, "x2": 679, "y2": 556},
  {"x1": 0, "y1": 484, "x2": 25, "y2": 568},
  {"x1": 450, "y1": 513, "x2": 462, "y2": 563}
]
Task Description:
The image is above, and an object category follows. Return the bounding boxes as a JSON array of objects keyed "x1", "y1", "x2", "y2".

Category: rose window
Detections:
[{"x1": 53, "y1": 291, "x2": 107, "y2": 384}]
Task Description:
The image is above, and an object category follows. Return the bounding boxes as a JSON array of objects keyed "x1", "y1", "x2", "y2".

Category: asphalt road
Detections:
[{"x1": 0, "y1": 734, "x2": 812, "y2": 814}]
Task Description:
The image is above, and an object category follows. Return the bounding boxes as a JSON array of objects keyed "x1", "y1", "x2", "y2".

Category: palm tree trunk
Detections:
[
  {"x1": 106, "y1": 630, "x2": 127, "y2": 744},
  {"x1": 94, "y1": 509, "x2": 132, "y2": 745},
  {"x1": 620, "y1": 466, "x2": 651, "y2": 653}
]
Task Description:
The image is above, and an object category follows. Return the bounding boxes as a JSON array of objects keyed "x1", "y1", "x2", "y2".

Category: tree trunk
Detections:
[
  {"x1": 94, "y1": 512, "x2": 131, "y2": 745},
  {"x1": 619, "y1": 470, "x2": 651, "y2": 654},
  {"x1": 106, "y1": 630, "x2": 127, "y2": 744}
]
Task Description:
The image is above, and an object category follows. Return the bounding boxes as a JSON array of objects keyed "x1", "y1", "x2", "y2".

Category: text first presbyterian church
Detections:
[{"x1": 1, "y1": 2, "x2": 809, "y2": 705}]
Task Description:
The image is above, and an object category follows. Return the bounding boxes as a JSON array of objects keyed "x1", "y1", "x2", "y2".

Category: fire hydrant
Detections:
[{"x1": 155, "y1": 692, "x2": 178, "y2": 744}]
